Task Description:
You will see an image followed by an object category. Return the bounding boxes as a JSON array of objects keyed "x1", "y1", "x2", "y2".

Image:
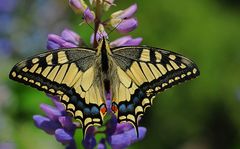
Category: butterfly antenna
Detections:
[
  {"x1": 82, "y1": 16, "x2": 96, "y2": 32},
  {"x1": 107, "y1": 18, "x2": 125, "y2": 36}
]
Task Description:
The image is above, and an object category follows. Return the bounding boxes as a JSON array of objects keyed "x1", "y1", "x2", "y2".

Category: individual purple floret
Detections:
[
  {"x1": 69, "y1": 0, "x2": 95, "y2": 22},
  {"x1": 115, "y1": 18, "x2": 138, "y2": 33},
  {"x1": 83, "y1": 8, "x2": 95, "y2": 23},
  {"x1": 47, "y1": 28, "x2": 80, "y2": 50},
  {"x1": 61, "y1": 29, "x2": 81, "y2": 46}
]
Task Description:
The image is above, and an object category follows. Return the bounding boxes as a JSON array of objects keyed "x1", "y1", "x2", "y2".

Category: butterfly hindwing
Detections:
[
  {"x1": 9, "y1": 48, "x2": 107, "y2": 136},
  {"x1": 111, "y1": 46, "x2": 200, "y2": 135}
]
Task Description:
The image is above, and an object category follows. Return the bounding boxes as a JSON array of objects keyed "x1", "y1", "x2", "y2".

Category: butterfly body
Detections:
[{"x1": 9, "y1": 38, "x2": 200, "y2": 137}]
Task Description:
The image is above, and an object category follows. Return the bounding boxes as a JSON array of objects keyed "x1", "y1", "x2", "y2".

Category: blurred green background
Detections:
[{"x1": 1, "y1": 0, "x2": 240, "y2": 149}]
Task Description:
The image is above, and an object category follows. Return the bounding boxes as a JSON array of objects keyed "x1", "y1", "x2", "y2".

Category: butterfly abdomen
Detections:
[{"x1": 101, "y1": 45, "x2": 109, "y2": 73}]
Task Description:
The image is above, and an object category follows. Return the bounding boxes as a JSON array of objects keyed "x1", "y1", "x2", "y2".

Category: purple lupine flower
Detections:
[
  {"x1": 33, "y1": 96, "x2": 77, "y2": 148},
  {"x1": 34, "y1": 1, "x2": 147, "y2": 149},
  {"x1": 36, "y1": 28, "x2": 146, "y2": 148},
  {"x1": 35, "y1": 29, "x2": 82, "y2": 148}
]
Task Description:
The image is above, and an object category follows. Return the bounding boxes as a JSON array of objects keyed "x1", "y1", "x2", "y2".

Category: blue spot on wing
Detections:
[
  {"x1": 119, "y1": 104, "x2": 127, "y2": 113},
  {"x1": 127, "y1": 104, "x2": 134, "y2": 112},
  {"x1": 83, "y1": 108, "x2": 91, "y2": 116},
  {"x1": 70, "y1": 95, "x2": 78, "y2": 104},
  {"x1": 91, "y1": 106, "x2": 99, "y2": 116},
  {"x1": 77, "y1": 100, "x2": 84, "y2": 109},
  {"x1": 133, "y1": 96, "x2": 139, "y2": 105},
  {"x1": 138, "y1": 90, "x2": 144, "y2": 98}
]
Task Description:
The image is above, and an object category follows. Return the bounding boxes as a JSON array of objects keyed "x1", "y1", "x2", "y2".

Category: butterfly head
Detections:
[{"x1": 96, "y1": 36, "x2": 112, "y2": 55}]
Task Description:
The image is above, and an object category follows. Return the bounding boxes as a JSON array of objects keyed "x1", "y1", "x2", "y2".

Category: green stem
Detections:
[{"x1": 93, "y1": 0, "x2": 103, "y2": 48}]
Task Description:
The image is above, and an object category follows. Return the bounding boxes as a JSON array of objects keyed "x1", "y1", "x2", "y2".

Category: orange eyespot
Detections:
[
  {"x1": 100, "y1": 106, "x2": 107, "y2": 115},
  {"x1": 111, "y1": 104, "x2": 118, "y2": 113}
]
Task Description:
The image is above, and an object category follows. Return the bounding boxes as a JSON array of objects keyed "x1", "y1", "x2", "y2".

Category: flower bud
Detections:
[
  {"x1": 69, "y1": 0, "x2": 87, "y2": 13},
  {"x1": 83, "y1": 8, "x2": 95, "y2": 23},
  {"x1": 111, "y1": 3, "x2": 137, "y2": 19},
  {"x1": 47, "y1": 29, "x2": 80, "y2": 50}
]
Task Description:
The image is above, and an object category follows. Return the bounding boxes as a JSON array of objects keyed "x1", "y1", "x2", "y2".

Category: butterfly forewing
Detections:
[
  {"x1": 9, "y1": 48, "x2": 107, "y2": 136},
  {"x1": 111, "y1": 46, "x2": 200, "y2": 135}
]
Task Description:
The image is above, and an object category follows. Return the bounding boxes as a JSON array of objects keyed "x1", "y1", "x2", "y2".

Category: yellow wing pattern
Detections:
[
  {"x1": 111, "y1": 46, "x2": 200, "y2": 136},
  {"x1": 9, "y1": 48, "x2": 107, "y2": 137}
]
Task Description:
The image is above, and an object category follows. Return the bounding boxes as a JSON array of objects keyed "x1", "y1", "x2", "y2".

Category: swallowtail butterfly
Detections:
[{"x1": 9, "y1": 37, "x2": 200, "y2": 137}]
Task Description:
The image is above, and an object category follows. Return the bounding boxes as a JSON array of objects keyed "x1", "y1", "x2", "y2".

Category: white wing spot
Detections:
[
  {"x1": 155, "y1": 86, "x2": 161, "y2": 91},
  {"x1": 11, "y1": 71, "x2": 17, "y2": 77},
  {"x1": 180, "y1": 64, "x2": 186, "y2": 69},
  {"x1": 193, "y1": 68, "x2": 197, "y2": 74},
  {"x1": 181, "y1": 74, "x2": 186, "y2": 78},
  {"x1": 169, "y1": 55, "x2": 176, "y2": 60},
  {"x1": 32, "y1": 58, "x2": 39, "y2": 64},
  {"x1": 22, "y1": 67, "x2": 29, "y2": 72},
  {"x1": 29, "y1": 79, "x2": 34, "y2": 83},
  {"x1": 162, "y1": 83, "x2": 168, "y2": 87},
  {"x1": 168, "y1": 79, "x2": 174, "y2": 84},
  {"x1": 166, "y1": 64, "x2": 173, "y2": 71},
  {"x1": 23, "y1": 77, "x2": 28, "y2": 81},
  {"x1": 35, "y1": 82, "x2": 41, "y2": 86},
  {"x1": 175, "y1": 76, "x2": 180, "y2": 80}
]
